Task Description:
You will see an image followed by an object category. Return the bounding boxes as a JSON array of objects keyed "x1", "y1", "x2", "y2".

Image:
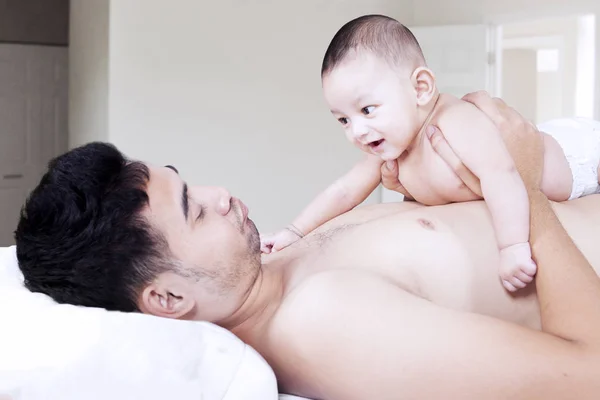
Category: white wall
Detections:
[
  {"x1": 538, "y1": 70, "x2": 563, "y2": 123},
  {"x1": 70, "y1": 0, "x2": 599, "y2": 233},
  {"x1": 413, "y1": 0, "x2": 598, "y2": 25},
  {"x1": 106, "y1": 0, "x2": 413, "y2": 232},
  {"x1": 502, "y1": 49, "x2": 537, "y2": 121},
  {"x1": 412, "y1": 0, "x2": 600, "y2": 120},
  {"x1": 69, "y1": 0, "x2": 109, "y2": 148}
]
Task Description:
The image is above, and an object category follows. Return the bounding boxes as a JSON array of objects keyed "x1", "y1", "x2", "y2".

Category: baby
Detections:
[{"x1": 261, "y1": 14, "x2": 600, "y2": 292}]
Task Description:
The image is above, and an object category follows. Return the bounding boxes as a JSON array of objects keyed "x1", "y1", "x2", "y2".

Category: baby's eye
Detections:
[
  {"x1": 362, "y1": 106, "x2": 375, "y2": 115},
  {"x1": 338, "y1": 117, "x2": 349, "y2": 125}
]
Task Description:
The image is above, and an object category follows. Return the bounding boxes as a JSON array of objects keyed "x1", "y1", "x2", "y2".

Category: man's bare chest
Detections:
[{"x1": 293, "y1": 212, "x2": 475, "y2": 303}]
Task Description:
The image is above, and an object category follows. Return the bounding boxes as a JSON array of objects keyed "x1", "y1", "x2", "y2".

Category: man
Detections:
[{"x1": 15, "y1": 92, "x2": 600, "y2": 399}]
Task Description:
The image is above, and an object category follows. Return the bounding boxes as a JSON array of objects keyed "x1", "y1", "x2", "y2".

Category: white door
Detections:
[
  {"x1": 0, "y1": 44, "x2": 68, "y2": 246},
  {"x1": 380, "y1": 24, "x2": 501, "y2": 203}
]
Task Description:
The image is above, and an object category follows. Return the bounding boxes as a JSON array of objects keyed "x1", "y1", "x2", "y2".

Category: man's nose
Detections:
[{"x1": 213, "y1": 187, "x2": 232, "y2": 215}]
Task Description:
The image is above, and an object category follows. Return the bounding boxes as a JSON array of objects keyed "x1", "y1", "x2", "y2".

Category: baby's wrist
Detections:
[
  {"x1": 285, "y1": 224, "x2": 305, "y2": 238},
  {"x1": 500, "y1": 242, "x2": 530, "y2": 251}
]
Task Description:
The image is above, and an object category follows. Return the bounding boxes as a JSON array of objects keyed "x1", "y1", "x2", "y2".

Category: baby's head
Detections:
[{"x1": 321, "y1": 15, "x2": 438, "y2": 161}]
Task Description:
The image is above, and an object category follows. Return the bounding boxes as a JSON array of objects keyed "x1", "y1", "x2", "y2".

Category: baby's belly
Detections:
[{"x1": 308, "y1": 204, "x2": 542, "y2": 328}]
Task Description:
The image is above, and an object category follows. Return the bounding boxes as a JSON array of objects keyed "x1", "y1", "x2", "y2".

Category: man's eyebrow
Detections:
[
  {"x1": 163, "y1": 165, "x2": 188, "y2": 220},
  {"x1": 165, "y1": 165, "x2": 179, "y2": 174},
  {"x1": 182, "y1": 183, "x2": 189, "y2": 221}
]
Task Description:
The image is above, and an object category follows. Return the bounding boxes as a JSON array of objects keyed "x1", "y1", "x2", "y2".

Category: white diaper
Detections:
[{"x1": 537, "y1": 117, "x2": 600, "y2": 200}]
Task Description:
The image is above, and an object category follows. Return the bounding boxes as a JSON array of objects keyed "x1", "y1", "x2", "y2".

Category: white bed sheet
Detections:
[{"x1": 0, "y1": 246, "x2": 280, "y2": 400}]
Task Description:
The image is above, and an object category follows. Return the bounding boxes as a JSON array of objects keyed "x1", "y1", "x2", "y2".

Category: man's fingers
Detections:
[
  {"x1": 380, "y1": 160, "x2": 403, "y2": 191},
  {"x1": 427, "y1": 126, "x2": 483, "y2": 197},
  {"x1": 462, "y1": 91, "x2": 509, "y2": 130}
]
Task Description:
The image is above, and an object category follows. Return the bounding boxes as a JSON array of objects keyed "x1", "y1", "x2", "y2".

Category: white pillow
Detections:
[{"x1": 0, "y1": 246, "x2": 278, "y2": 400}]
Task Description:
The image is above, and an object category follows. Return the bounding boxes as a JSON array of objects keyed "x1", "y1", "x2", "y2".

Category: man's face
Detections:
[
  {"x1": 142, "y1": 164, "x2": 261, "y2": 322},
  {"x1": 322, "y1": 52, "x2": 421, "y2": 161}
]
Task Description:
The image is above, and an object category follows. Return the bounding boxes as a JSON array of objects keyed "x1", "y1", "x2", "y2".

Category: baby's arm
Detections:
[
  {"x1": 437, "y1": 101, "x2": 536, "y2": 290},
  {"x1": 261, "y1": 155, "x2": 383, "y2": 253},
  {"x1": 292, "y1": 154, "x2": 383, "y2": 235}
]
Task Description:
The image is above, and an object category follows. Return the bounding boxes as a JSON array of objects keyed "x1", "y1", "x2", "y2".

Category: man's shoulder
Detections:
[
  {"x1": 265, "y1": 269, "x2": 400, "y2": 395},
  {"x1": 275, "y1": 270, "x2": 355, "y2": 325},
  {"x1": 271, "y1": 269, "x2": 398, "y2": 341}
]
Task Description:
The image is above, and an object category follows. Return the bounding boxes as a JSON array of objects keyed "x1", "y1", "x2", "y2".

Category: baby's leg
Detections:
[
  {"x1": 537, "y1": 118, "x2": 600, "y2": 200},
  {"x1": 539, "y1": 132, "x2": 572, "y2": 201}
]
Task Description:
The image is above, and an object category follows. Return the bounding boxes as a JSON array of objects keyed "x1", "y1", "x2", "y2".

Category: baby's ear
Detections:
[{"x1": 410, "y1": 67, "x2": 437, "y2": 106}]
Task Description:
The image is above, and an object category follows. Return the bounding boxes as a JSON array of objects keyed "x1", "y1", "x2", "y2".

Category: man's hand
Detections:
[
  {"x1": 380, "y1": 160, "x2": 413, "y2": 200},
  {"x1": 423, "y1": 91, "x2": 544, "y2": 194},
  {"x1": 462, "y1": 91, "x2": 544, "y2": 193}
]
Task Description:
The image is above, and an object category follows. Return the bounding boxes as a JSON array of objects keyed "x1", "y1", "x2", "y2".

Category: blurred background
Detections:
[{"x1": 0, "y1": 0, "x2": 598, "y2": 244}]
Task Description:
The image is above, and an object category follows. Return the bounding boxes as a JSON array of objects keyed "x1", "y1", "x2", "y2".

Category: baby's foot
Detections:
[{"x1": 499, "y1": 243, "x2": 537, "y2": 292}]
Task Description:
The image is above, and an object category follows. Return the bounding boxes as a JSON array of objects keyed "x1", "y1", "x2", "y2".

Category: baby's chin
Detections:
[{"x1": 378, "y1": 149, "x2": 403, "y2": 162}]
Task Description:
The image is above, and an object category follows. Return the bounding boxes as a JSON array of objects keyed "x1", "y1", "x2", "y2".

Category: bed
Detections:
[{"x1": 0, "y1": 246, "x2": 312, "y2": 400}]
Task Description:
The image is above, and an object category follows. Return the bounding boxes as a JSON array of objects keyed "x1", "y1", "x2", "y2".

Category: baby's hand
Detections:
[
  {"x1": 260, "y1": 227, "x2": 303, "y2": 254},
  {"x1": 499, "y1": 243, "x2": 537, "y2": 292}
]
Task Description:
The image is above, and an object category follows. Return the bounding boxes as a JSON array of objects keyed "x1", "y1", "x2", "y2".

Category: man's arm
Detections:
[
  {"x1": 460, "y1": 91, "x2": 600, "y2": 343},
  {"x1": 436, "y1": 100, "x2": 529, "y2": 250},
  {"x1": 291, "y1": 154, "x2": 382, "y2": 236},
  {"x1": 430, "y1": 91, "x2": 600, "y2": 343}
]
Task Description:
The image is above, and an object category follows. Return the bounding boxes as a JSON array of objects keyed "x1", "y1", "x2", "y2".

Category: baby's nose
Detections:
[{"x1": 352, "y1": 123, "x2": 369, "y2": 139}]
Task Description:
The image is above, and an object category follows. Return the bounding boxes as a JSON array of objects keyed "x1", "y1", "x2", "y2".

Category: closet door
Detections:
[{"x1": 0, "y1": 44, "x2": 68, "y2": 246}]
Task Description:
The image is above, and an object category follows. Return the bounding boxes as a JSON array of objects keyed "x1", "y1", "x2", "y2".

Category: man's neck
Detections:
[{"x1": 218, "y1": 263, "x2": 286, "y2": 344}]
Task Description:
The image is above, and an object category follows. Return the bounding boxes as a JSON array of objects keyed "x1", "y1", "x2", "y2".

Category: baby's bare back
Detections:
[
  {"x1": 397, "y1": 93, "x2": 574, "y2": 203},
  {"x1": 396, "y1": 94, "x2": 483, "y2": 205}
]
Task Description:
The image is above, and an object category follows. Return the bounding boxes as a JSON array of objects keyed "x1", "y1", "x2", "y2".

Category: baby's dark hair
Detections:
[{"x1": 321, "y1": 14, "x2": 426, "y2": 77}]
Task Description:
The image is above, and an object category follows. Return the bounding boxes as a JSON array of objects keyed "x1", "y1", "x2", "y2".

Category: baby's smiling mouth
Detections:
[{"x1": 368, "y1": 139, "x2": 384, "y2": 151}]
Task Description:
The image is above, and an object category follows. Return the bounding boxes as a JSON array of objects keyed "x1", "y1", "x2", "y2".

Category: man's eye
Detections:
[
  {"x1": 362, "y1": 106, "x2": 375, "y2": 115},
  {"x1": 196, "y1": 205, "x2": 205, "y2": 222},
  {"x1": 338, "y1": 117, "x2": 348, "y2": 125}
]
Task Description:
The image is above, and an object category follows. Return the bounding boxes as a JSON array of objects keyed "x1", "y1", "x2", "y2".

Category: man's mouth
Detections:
[{"x1": 235, "y1": 198, "x2": 249, "y2": 223}]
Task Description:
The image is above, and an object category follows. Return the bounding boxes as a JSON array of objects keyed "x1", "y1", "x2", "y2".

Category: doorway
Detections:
[{"x1": 500, "y1": 14, "x2": 596, "y2": 124}]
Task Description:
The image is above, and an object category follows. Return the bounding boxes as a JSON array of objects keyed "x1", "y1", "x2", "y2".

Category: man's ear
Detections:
[
  {"x1": 410, "y1": 67, "x2": 437, "y2": 106},
  {"x1": 140, "y1": 279, "x2": 194, "y2": 319}
]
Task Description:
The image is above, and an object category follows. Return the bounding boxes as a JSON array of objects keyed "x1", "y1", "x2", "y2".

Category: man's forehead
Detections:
[{"x1": 145, "y1": 165, "x2": 179, "y2": 210}]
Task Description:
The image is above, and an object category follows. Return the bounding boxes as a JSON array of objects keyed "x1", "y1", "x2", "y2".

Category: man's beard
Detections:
[{"x1": 245, "y1": 218, "x2": 261, "y2": 255}]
